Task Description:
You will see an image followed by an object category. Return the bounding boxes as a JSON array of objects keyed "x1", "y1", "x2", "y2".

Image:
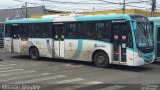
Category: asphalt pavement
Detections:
[{"x1": 0, "y1": 49, "x2": 160, "y2": 90}]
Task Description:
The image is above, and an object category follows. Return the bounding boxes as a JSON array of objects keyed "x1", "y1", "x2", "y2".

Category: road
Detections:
[{"x1": 0, "y1": 50, "x2": 160, "y2": 90}]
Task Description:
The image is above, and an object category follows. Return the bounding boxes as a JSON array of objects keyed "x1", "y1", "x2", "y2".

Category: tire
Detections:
[
  {"x1": 93, "y1": 52, "x2": 109, "y2": 68},
  {"x1": 29, "y1": 47, "x2": 39, "y2": 60}
]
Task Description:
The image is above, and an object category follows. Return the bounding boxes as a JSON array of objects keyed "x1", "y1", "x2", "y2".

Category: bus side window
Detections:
[
  {"x1": 5, "y1": 24, "x2": 11, "y2": 37},
  {"x1": 95, "y1": 22, "x2": 111, "y2": 42},
  {"x1": 0, "y1": 26, "x2": 4, "y2": 38},
  {"x1": 20, "y1": 24, "x2": 28, "y2": 37},
  {"x1": 28, "y1": 24, "x2": 35, "y2": 38},
  {"x1": 75, "y1": 23, "x2": 86, "y2": 38},
  {"x1": 65, "y1": 23, "x2": 76, "y2": 38},
  {"x1": 157, "y1": 27, "x2": 160, "y2": 41},
  {"x1": 86, "y1": 22, "x2": 95, "y2": 39}
]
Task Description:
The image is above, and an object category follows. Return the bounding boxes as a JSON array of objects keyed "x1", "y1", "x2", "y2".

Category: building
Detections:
[
  {"x1": 0, "y1": 6, "x2": 46, "y2": 22},
  {"x1": 79, "y1": 9, "x2": 160, "y2": 17},
  {"x1": 31, "y1": 9, "x2": 160, "y2": 18}
]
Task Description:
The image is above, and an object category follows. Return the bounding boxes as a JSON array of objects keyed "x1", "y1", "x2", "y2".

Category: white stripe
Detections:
[
  {"x1": 0, "y1": 65, "x2": 5, "y2": 67},
  {"x1": 53, "y1": 78, "x2": 84, "y2": 84},
  {"x1": 64, "y1": 64, "x2": 82, "y2": 67},
  {"x1": 0, "y1": 73, "x2": 51, "y2": 83},
  {"x1": 98, "y1": 85, "x2": 126, "y2": 90},
  {"x1": 0, "y1": 69, "x2": 23, "y2": 73},
  {"x1": 13, "y1": 75, "x2": 66, "y2": 84},
  {"x1": 85, "y1": 81, "x2": 103, "y2": 84},
  {"x1": 0, "y1": 71, "x2": 36, "y2": 77},
  {"x1": 10, "y1": 64, "x2": 16, "y2": 66},
  {"x1": 8, "y1": 61, "x2": 15, "y2": 62},
  {"x1": 0, "y1": 67, "x2": 13, "y2": 70},
  {"x1": 57, "y1": 81, "x2": 103, "y2": 90}
]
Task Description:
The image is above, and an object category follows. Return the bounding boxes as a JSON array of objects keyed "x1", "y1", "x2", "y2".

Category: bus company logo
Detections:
[{"x1": 69, "y1": 43, "x2": 73, "y2": 47}]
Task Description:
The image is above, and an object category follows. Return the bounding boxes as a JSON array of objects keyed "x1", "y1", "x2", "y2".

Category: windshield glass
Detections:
[{"x1": 135, "y1": 22, "x2": 154, "y2": 53}]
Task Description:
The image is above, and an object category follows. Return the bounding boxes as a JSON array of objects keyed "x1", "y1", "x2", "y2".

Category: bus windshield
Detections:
[{"x1": 135, "y1": 22, "x2": 154, "y2": 53}]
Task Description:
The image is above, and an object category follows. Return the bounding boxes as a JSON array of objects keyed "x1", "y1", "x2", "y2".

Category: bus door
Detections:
[
  {"x1": 111, "y1": 22, "x2": 127, "y2": 63},
  {"x1": 52, "y1": 24, "x2": 65, "y2": 58},
  {"x1": 157, "y1": 27, "x2": 160, "y2": 57},
  {"x1": 11, "y1": 24, "x2": 20, "y2": 53}
]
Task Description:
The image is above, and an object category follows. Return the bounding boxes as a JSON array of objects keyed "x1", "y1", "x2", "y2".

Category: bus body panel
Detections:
[
  {"x1": 4, "y1": 37, "x2": 12, "y2": 53},
  {"x1": 19, "y1": 38, "x2": 29, "y2": 55},
  {"x1": 133, "y1": 52, "x2": 155, "y2": 66},
  {"x1": 64, "y1": 39, "x2": 112, "y2": 62},
  {"x1": 28, "y1": 38, "x2": 53, "y2": 58},
  {"x1": 12, "y1": 38, "x2": 20, "y2": 53},
  {"x1": 126, "y1": 48, "x2": 134, "y2": 66}
]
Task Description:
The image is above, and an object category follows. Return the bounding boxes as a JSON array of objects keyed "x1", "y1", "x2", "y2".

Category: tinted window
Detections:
[
  {"x1": 150, "y1": 22, "x2": 154, "y2": 35},
  {"x1": 28, "y1": 24, "x2": 35, "y2": 38},
  {"x1": 96, "y1": 22, "x2": 110, "y2": 41},
  {"x1": 0, "y1": 27, "x2": 3, "y2": 38},
  {"x1": 5, "y1": 24, "x2": 11, "y2": 37},
  {"x1": 86, "y1": 21, "x2": 111, "y2": 41},
  {"x1": 127, "y1": 23, "x2": 133, "y2": 48},
  {"x1": 65, "y1": 23, "x2": 86, "y2": 38},
  {"x1": 75, "y1": 23, "x2": 85, "y2": 38},
  {"x1": 11, "y1": 24, "x2": 20, "y2": 39},
  {"x1": 20, "y1": 24, "x2": 29, "y2": 37},
  {"x1": 28, "y1": 23, "x2": 52, "y2": 38},
  {"x1": 65, "y1": 23, "x2": 75, "y2": 38},
  {"x1": 86, "y1": 22, "x2": 96, "y2": 39},
  {"x1": 157, "y1": 27, "x2": 160, "y2": 41}
]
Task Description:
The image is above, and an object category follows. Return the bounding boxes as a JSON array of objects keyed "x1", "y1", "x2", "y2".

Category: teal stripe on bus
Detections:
[
  {"x1": 69, "y1": 39, "x2": 83, "y2": 59},
  {"x1": 5, "y1": 18, "x2": 54, "y2": 24}
]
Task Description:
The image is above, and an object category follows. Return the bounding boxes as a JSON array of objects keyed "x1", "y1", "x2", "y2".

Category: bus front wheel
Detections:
[
  {"x1": 29, "y1": 47, "x2": 39, "y2": 60},
  {"x1": 93, "y1": 52, "x2": 109, "y2": 68}
]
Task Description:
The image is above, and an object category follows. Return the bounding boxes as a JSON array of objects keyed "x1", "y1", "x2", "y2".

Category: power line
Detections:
[
  {"x1": 41, "y1": 0, "x2": 121, "y2": 5},
  {"x1": 10, "y1": 0, "x2": 160, "y2": 13}
]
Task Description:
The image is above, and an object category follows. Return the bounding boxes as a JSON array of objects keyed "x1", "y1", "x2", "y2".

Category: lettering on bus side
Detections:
[
  {"x1": 94, "y1": 44, "x2": 106, "y2": 47},
  {"x1": 28, "y1": 41, "x2": 44, "y2": 46},
  {"x1": 34, "y1": 41, "x2": 44, "y2": 46},
  {"x1": 53, "y1": 23, "x2": 63, "y2": 25},
  {"x1": 112, "y1": 20, "x2": 126, "y2": 23}
]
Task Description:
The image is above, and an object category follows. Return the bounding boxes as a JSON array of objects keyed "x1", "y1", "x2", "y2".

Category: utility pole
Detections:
[
  {"x1": 25, "y1": 2, "x2": 28, "y2": 18},
  {"x1": 151, "y1": 0, "x2": 156, "y2": 17},
  {"x1": 122, "y1": 0, "x2": 125, "y2": 14}
]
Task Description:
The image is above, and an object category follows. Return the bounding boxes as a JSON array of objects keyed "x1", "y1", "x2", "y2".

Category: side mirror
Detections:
[{"x1": 133, "y1": 21, "x2": 137, "y2": 30}]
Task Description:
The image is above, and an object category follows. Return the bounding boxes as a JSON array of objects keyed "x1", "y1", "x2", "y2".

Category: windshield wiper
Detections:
[{"x1": 139, "y1": 24, "x2": 147, "y2": 37}]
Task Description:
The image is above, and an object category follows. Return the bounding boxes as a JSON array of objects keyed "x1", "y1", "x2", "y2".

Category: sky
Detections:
[{"x1": 0, "y1": 0, "x2": 160, "y2": 12}]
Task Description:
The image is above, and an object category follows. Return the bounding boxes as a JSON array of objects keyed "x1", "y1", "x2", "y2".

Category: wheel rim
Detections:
[
  {"x1": 97, "y1": 56, "x2": 105, "y2": 64},
  {"x1": 31, "y1": 49, "x2": 38, "y2": 57}
]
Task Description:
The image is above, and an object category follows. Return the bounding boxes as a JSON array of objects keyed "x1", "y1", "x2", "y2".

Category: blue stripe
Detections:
[{"x1": 70, "y1": 39, "x2": 83, "y2": 59}]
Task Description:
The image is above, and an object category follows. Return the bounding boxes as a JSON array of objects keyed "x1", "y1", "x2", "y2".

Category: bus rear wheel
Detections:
[
  {"x1": 29, "y1": 47, "x2": 39, "y2": 60},
  {"x1": 93, "y1": 52, "x2": 109, "y2": 68}
]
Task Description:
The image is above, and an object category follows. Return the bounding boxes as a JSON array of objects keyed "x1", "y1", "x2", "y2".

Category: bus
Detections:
[
  {"x1": 148, "y1": 17, "x2": 160, "y2": 60},
  {"x1": 4, "y1": 14, "x2": 154, "y2": 68},
  {"x1": 0, "y1": 23, "x2": 4, "y2": 48}
]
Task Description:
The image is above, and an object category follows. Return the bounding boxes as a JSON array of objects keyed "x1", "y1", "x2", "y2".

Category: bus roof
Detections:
[
  {"x1": 5, "y1": 14, "x2": 139, "y2": 24},
  {"x1": 148, "y1": 17, "x2": 160, "y2": 22}
]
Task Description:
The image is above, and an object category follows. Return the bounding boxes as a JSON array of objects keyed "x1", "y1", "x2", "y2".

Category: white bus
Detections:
[{"x1": 4, "y1": 14, "x2": 155, "y2": 68}]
